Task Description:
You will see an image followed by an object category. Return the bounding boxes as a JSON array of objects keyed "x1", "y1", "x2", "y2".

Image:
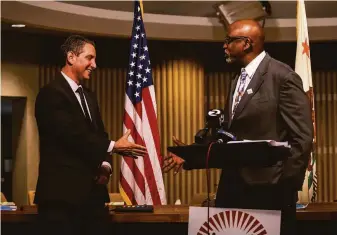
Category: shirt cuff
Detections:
[
  {"x1": 101, "y1": 161, "x2": 112, "y2": 174},
  {"x1": 107, "y1": 141, "x2": 115, "y2": 154}
]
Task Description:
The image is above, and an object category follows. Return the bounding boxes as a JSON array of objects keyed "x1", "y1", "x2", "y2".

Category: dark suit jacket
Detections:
[
  {"x1": 34, "y1": 73, "x2": 111, "y2": 205},
  {"x1": 215, "y1": 54, "x2": 313, "y2": 208}
]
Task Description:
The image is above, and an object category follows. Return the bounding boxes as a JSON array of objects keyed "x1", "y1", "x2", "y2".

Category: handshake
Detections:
[
  {"x1": 112, "y1": 107, "x2": 236, "y2": 175},
  {"x1": 109, "y1": 130, "x2": 184, "y2": 175},
  {"x1": 111, "y1": 129, "x2": 185, "y2": 175}
]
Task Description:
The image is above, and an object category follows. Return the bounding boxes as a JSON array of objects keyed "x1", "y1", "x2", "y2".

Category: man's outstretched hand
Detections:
[
  {"x1": 114, "y1": 129, "x2": 147, "y2": 158},
  {"x1": 162, "y1": 136, "x2": 186, "y2": 174}
]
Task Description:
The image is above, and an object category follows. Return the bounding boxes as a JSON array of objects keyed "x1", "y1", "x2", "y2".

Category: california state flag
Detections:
[{"x1": 295, "y1": 0, "x2": 317, "y2": 204}]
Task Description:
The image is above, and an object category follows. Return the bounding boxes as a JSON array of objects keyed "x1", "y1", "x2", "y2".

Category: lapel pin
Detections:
[{"x1": 247, "y1": 88, "x2": 253, "y2": 94}]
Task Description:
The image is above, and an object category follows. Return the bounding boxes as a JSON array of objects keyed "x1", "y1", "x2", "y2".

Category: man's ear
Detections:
[
  {"x1": 66, "y1": 51, "x2": 76, "y2": 65},
  {"x1": 243, "y1": 39, "x2": 253, "y2": 52}
]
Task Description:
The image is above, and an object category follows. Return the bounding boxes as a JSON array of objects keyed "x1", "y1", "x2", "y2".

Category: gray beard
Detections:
[{"x1": 224, "y1": 52, "x2": 233, "y2": 63}]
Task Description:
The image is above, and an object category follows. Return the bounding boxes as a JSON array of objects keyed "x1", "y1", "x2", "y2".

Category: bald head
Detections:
[{"x1": 229, "y1": 19, "x2": 265, "y2": 52}]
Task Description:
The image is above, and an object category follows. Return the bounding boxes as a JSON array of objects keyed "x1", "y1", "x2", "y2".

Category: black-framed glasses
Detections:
[{"x1": 224, "y1": 36, "x2": 252, "y2": 45}]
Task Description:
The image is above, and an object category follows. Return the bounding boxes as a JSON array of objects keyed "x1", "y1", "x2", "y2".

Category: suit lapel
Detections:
[
  {"x1": 231, "y1": 54, "x2": 271, "y2": 121},
  {"x1": 82, "y1": 89, "x2": 98, "y2": 130}
]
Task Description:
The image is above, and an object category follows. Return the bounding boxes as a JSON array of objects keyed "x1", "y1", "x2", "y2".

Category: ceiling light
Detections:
[
  {"x1": 11, "y1": 24, "x2": 26, "y2": 28},
  {"x1": 213, "y1": 1, "x2": 269, "y2": 28}
]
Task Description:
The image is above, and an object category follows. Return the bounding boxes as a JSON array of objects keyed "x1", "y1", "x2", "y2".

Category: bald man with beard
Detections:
[{"x1": 164, "y1": 20, "x2": 313, "y2": 235}]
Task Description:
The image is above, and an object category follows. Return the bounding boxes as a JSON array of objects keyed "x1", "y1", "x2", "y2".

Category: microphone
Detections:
[
  {"x1": 194, "y1": 128, "x2": 209, "y2": 144},
  {"x1": 206, "y1": 109, "x2": 225, "y2": 129},
  {"x1": 195, "y1": 109, "x2": 227, "y2": 144}
]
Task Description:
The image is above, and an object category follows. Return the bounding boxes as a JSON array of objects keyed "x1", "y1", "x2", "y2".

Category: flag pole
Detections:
[{"x1": 139, "y1": 0, "x2": 144, "y2": 17}]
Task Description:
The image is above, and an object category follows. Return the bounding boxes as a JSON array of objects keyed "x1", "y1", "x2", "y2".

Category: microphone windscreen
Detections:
[{"x1": 206, "y1": 109, "x2": 225, "y2": 128}]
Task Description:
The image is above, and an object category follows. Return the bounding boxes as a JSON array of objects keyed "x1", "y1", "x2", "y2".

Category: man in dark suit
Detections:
[
  {"x1": 35, "y1": 35, "x2": 147, "y2": 235},
  {"x1": 163, "y1": 20, "x2": 313, "y2": 235}
]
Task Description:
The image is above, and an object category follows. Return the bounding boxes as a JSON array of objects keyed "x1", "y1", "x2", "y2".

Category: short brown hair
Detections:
[{"x1": 60, "y1": 35, "x2": 95, "y2": 58}]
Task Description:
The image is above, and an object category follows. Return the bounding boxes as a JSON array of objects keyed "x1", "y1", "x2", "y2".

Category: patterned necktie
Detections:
[
  {"x1": 76, "y1": 86, "x2": 92, "y2": 124},
  {"x1": 232, "y1": 68, "x2": 248, "y2": 119}
]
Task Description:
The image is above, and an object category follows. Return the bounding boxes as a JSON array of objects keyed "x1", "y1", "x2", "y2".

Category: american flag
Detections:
[{"x1": 119, "y1": 0, "x2": 167, "y2": 205}]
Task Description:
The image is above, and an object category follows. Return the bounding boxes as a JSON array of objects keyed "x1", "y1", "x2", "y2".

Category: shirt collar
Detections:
[
  {"x1": 61, "y1": 71, "x2": 81, "y2": 93},
  {"x1": 243, "y1": 51, "x2": 266, "y2": 78}
]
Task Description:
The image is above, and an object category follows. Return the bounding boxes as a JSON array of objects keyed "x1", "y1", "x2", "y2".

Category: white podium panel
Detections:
[{"x1": 188, "y1": 206, "x2": 281, "y2": 235}]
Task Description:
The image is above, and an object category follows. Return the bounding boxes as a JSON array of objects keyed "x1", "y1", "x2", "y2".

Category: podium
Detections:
[{"x1": 167, "y1": 141, "x2": 290, "y2": 170}]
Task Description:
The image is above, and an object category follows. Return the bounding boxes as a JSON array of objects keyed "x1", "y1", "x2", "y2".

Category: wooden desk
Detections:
[
  {"x1": 2, "y1": 203, "x2": 337, "y2": 235},
  {"x1": 2, "y1": 203, "x2": 337, "y2": 223}
]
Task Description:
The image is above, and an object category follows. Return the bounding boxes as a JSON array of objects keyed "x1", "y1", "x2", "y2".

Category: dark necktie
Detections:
[{"x1": 76, "y1": 86, "x2": 92, "y2": 124}]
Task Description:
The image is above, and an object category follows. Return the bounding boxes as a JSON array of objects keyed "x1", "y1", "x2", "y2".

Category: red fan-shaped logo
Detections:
[{"x1": 197, "y1": 210, "x2": 267, "y2": 235}]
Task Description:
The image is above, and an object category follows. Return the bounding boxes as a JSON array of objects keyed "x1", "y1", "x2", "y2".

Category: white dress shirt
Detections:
[
  {"x1": 232, "y1": 51, "x2": 266, "y2": 112},
  {"x1": 61, "y1": 72, "x2": 113, "y2": 171}
]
